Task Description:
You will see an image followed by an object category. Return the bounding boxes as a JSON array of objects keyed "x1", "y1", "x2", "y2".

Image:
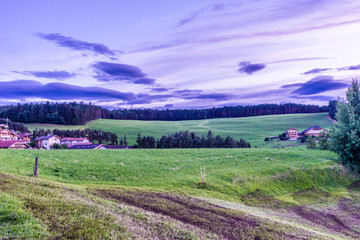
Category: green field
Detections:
[
  {"x1": 25, "y1": 113, "x2": 333, "y2": 147},
  {"x1": 1, "y1": 148, "x2": 360, "y2": 239}
]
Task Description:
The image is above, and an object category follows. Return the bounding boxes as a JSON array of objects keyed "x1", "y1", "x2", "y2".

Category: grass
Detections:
[
  {"x1": 0, "y1": 148, "x2": 351, "y2": 202},
  {"x1": 0, "y1": 192, "x2": 49, "y2": 239},
  {"x1": 25, "y1": 113, "x2": 333, "y2": 147},
  {"x1": 0, "y1": 148, "x2": 359, "y2": 239}
]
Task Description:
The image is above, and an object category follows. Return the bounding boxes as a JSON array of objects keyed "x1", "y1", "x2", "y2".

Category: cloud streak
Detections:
[
  {"x1": 0, "y1": 80, "x2": 136, "y2": 101},
  {"x1": 282, "y1": 76, "x2": 349, "y2": 95},
  {"x1": 92, "y1": 61, "x2": 155, "y2": 85},
  {"x1": 35, "y1": 33, "x2": 117, "y2": 56},
  {"x1": 13, "y1": 70, "x2": 76, "y2": 80}
]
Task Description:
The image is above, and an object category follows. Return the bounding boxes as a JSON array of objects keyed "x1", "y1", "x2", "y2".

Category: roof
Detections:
[
  {"x1": 34, "y1": 135, "x2": 61, "y2": 141},
  {"x1": 0, "y1": 141, "x2": 20, "y2": 148},
  {"x1": 68, "y1": 144, "x2": 104, "y2": 150},
  {"x1": 104, "y1": 145, "x2": 132, "y2": 149},
  {"x1": 19, "y1": 133, "x2": 31, "y2": 138},
  {"x1": 61, "y1": 137, "x2": 88, "y2": 141},
  {"x1": 301, "y1": 126, "x2": 323, "y2": 134},
  {"x1": 286, "y1": 128, "x2": 298, "y2": 131},
  {"x1": 0, "y1": 129, "x2": 19, "y2": 136}
]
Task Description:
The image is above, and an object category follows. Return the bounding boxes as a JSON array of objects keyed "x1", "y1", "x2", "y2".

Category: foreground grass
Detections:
[
  {"x1": 1, "y1": 148, "x2": 359, "y2": 239},
  {"x1": 25, "y1": 113, "x2": 332, "y2": 147},
  {"x1": 0, "y1": 148, "x2": 352, "y2": 203},
  {"x1": 0, "y1": 192, "x2": 48, "y2": 239}
]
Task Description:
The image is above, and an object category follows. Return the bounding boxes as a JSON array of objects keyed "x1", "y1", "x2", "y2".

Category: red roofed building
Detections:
[
  {"x1": 286, "y1": 128, "x2": 299, "y2": 140},
  {"x1": 0, "y1": 141, "x2": 31, "y2": 149}
]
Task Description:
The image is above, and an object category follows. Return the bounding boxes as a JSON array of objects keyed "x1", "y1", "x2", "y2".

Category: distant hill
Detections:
[
  {"x1": 26, "y1": 112, "x2": 333, "y2": 147},
  {"x1": 0, "y1": 102, "x2": 328, "y2": 125}
]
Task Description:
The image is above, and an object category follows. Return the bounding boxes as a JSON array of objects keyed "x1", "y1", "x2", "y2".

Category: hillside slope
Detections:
[
  {"x1": 1, "y1": 148, "x2": 360, "y2": 239},
  {"x1": 25, "y1": 113, "x2": 333, "y2": 147}
]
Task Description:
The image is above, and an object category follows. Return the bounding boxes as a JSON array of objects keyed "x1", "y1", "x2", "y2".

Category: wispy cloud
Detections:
[
  {"x1": 302, "y1": 68, "x2": 332, "y2": 75},
  {"x1": 0, "y1": 80, "x2": 136, "y2": 101},
  {"x1": 35, "y1": 33, "x2": 117, "y2": 56},
  {"x1": 13, "y1": 70, "x2": 76, "y2": 80}
]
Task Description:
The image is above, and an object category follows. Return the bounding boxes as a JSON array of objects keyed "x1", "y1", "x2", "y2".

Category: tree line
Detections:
[
  {"x1": 0, "y1": 102, "x2": 329, "y2": 125},
  {"x1": 0, "y1": 102, "x2": 109, "y2": 125},
  {"x1": 0, "y1": 118, "x2": 29, "y2": 133},
  {"x1": 135, "y1": 130, "x2": 251, "y2": 149}
]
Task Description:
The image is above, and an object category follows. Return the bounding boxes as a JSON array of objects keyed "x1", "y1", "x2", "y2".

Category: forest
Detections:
[{"x1": 0, "y1": 102, "x2": 329, "y2": 125}]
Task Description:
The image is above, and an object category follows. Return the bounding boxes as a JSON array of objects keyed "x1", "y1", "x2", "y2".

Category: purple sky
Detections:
[{"x1": 1, "y1": 0, "x2": 360, "y2": 108}]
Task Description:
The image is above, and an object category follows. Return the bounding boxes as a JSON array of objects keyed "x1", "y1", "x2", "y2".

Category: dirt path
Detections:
[
  {"x1": 94, "y1": 189, "x2": 329, "y2": 240},
  {"x1": 198, "y1": 120, "x2": 209, "y2": 128},
  {"x1": 203, "y1": 197, "x2": 360, "y2": 240}
]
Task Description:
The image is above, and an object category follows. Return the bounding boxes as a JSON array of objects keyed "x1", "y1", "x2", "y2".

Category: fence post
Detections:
[{"x1": 34, "y1": 157, "x2": 38, "y2": 177}]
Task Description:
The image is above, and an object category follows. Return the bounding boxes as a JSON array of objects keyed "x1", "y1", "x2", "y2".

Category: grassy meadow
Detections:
[
  {"x1": 1, "y1": 148, "x2": 360, "y2": 239},
  {"x1": 25, "y1": 113, "x2": 333, "y2": 147}
]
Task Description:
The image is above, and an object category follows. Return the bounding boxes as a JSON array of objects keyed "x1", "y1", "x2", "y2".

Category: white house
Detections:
[
  {"x1": 34, "y1": 135, "x2": 61, "y2": 150},
  {"x1": 0, "y1": 129, "x2": 19, "y2": 141}
]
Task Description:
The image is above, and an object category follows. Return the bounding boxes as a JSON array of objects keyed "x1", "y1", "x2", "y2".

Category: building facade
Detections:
[
  {"x1": 286, "y1": 128, "x2": 299, "y2": 140},
  {"x1": 0, "y1": 129, "x2": 19, "y2": 141},
  {"x1": 34, "y1": 135, "x2": 61, "y2": 150}
]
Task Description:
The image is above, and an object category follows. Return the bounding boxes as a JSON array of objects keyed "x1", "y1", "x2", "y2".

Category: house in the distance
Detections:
[
  {"x1": 34, "y1": 135, "x2": 61, "y2": 150},
  {"x1": 300, "y1": 126, "x2": 326, "y2": 137},
  {"x1": 286, "y1": 128, "x2": 299, "y2": 140},
  {"x1": 0, "y1": 140, "x2": 31, "y2": 149},
  {"x1": 0, "y1": 124, "x2": 9, "y2": 129},
  {"x1": 0, "y1": 129, "x2": 19, "y2": 141},
  {"x1": 68, "y1": 144, "x2": 106, "y2": 150},
  {"x1": 60, "y1": 137, "x2": 90, "y2": 147},
  {"x1": 18, "y1": 133, "x2": 32, "y2": 143}
]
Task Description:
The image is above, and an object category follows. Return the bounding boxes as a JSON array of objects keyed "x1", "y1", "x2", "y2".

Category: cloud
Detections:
[
  {"x1": 133, "y1": 78, "x2": 156, "y2": 85},
  {"x1": 0, "y1": 80, "x2": 136, "y2": 101},
  {"x1": 338, "y1": 65, "x2": 360, "y2": 71},
  {"x1": 148, "y1": 87, "x2": 171, "y2": 92},
  {"x1": 175, "y1": 9, "x2": 205, "y2": 29},
  {"x1": 301, "y1": 64, "x2": 360, "y2": 75},
  {"x1": 92, "y1": 61, "x2": 155, "y2": 85},
  {"x1": 13, "y1": 70, "x2": 76, "y2": 80},
  {"x1": 132, "y1": 17, "x2": 360, "y2": 54},
  {"x1": 282, "y1": 76, "x2": 349, "y2": 95},
  {"x1": 271, "y1": 57, "x2": 329, "y2": 64},
  {"x1": 164, "y1": 104, "x2": 174, "y2": 108},
  {"x1": 302, "y1": 68, "x2": 332, "y2": 75},
  {"x1": 238, "y1": 61, "x2": 266, "y2": 74},
  {"x1": 35, "y1": 33, "x2": 116, "y2": 56}
]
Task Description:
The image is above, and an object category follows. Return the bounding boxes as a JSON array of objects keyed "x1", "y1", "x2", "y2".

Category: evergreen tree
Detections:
[{"x1": 330, "y1": 79, "x2": 360, "y2": 172}]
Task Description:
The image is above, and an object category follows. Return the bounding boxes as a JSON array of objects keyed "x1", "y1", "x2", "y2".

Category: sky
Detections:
[{"x1": 1, "y1": 0, "x2": 360, "y2": 109}]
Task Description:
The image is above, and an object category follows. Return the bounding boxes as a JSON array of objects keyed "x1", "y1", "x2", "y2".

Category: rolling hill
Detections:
[{"x1": 25, "y1": 113, "x2": 333, "y2": 147}]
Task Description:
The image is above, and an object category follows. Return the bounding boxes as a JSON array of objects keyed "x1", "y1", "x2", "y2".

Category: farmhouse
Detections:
[
  {"x1": 0, "y1": 129, "x2": 19, "y2": 141},
  {"x1": 34, "y1": 135, "x2": 61, "y2": 150},
  {"x1": 18, "y1": 133, "x2": 32, "y2": 143},
  {"x1": 300, "y1": 126, "x2": 326, "y2": 137},
  {"x1": 68, "y1": 144, "x2": 106, "y2": 150},
  {"x1": 286, "y1": 128, "x2": 299, "y2": 140},
  {"x1": 60, "y1": 137, "x2": 90, "y2": 147},
  {"x1": 0, "y1": 140, "x2": 31, "y2": 149}
]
